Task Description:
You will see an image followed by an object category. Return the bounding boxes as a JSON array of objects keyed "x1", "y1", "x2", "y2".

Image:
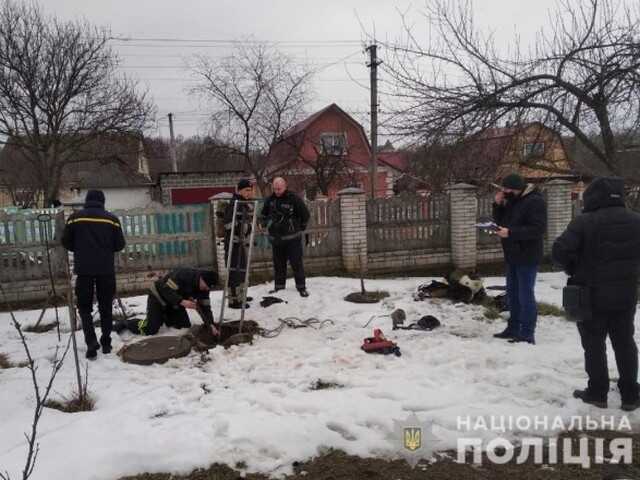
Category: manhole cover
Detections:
[{"x1": 119, "y1": 336, "x2": 192, "y2": 365}]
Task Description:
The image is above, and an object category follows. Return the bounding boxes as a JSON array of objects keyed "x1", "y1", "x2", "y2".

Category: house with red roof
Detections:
[{"x1": 268, "y1": 104, "x2": 407, "y2": 199}]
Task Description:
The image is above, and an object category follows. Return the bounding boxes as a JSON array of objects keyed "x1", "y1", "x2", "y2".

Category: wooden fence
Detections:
[
  {"x1": 113, "y1": 205, "x2": 212, "y2": 272},
  {"x1": 366, "y1": 195, "x2": 450, "y2": 253},
  {"x1": 233, "y1": 198, "x2": 341, "y2": 263},
  {"x1": 0, "y1": 205, "x2": 213, "y2": 285},
  {"x1": 0, "y1": 208, "x2": 66, "y2": 282}
]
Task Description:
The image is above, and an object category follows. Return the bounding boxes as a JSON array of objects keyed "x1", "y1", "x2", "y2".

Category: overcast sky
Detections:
[{"x1": 41, "y1": 0, "x2": 569, "y2": 140}]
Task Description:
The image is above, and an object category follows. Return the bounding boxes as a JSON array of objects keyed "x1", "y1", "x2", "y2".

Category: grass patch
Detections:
[
  {"x1": 537, "y1": 302, "x2": 566, "y2": 317},
  {"x1": 23, "y1": 322, "x2": 58, "y2": 333},
  {"x1": 0, "y1": 353, "x2": 12, "y2": 369},
  {"x1": 483, "y1": 306, "x2": 502, "y2": 320},
  {"x1": 44, "y1": 391, "x2": 96, "y2": 413},
  {"x1": 0, "y1": 353, "x2": 27, "y2": 369},
  {"x1": 311, "y1": 379, "x2": 344, "y2": 391}
]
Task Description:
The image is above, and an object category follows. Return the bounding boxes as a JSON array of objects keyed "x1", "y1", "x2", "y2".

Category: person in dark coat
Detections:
[
  {"x1": 223, "y1": 179, "x2": 255, "y2": 309},
  {"x1": 552, "y1": 177, "x2": 640, "y2": 412},
  {"x1": 492, "y1": 173, "x2": 547, "y2": 344},
  {"x1": 116, "y1": 268, "x2": 219, "y2": 336},
  {"x1": 260, "y1": 177, "x2": 310, "y2": 297},
  {"x1": 61, "y1": 190, "x2": 126, "y2": 359}
]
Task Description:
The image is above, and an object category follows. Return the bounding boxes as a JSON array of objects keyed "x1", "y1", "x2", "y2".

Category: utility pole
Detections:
[
  {"x1": 366, "y1": 44, "x2": 381, "y2": 199},
  {"x1": 168, "y1": 112, "x2": 178, "y2": 172}
]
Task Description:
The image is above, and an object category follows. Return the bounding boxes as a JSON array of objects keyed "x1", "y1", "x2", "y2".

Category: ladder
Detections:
[{"x1": 218, "y1": 198, "x2": 259, "y2": 333}]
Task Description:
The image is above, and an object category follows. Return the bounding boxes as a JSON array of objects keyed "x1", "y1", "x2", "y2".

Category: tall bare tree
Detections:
[
  {"x1": 190, "y1": 43, "x2": 313, "y2": 194},
  {"x1": 0, "y1": 0, "x2": 155, "y2": 207},
  {"x1": 381, "y1": 0, "x2": 640, "y2": 178}
]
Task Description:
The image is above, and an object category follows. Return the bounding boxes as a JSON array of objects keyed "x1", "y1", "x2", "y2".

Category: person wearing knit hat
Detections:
[
  {"x1": 492, "y1": 173, "x2": 547, "y2": 345},
  {"x1": 222, "y1": 178, "x2": 255, "y2": 308}
]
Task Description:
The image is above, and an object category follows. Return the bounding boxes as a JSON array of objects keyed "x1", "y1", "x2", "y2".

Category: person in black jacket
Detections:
[
  {"x1": 115, "y1": 268, "x2": 219, "y2": 337},
  {"x1": 260, "y1": 177, "x2": 311, "y2": 297},
  {"x1": 223, "y1": 179, "x2": 255, "y2": 309},
  {"x1": 492, "y1": 174, "x2": 547, "y2": 344},
  {"x1": 552, "y1": 177, "x2": 640, "y2": 411},
  {"x1": 61, "y1": 190, "x2": 126, "y2": 359}
]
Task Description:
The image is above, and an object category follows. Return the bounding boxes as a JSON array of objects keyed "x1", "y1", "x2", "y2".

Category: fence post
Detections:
[
  {"x1": 338, "y1": 187, "x2": 367, "y2": 274},
  {"x1": 210, "y1": 192, "x2": 233, "y2": 281},
  {"x1": 447, "y1": 183, "x2": 478, "y2": 270},
  {"x1": 544, "y1": 179, "x2": 574, "y2": 255}
]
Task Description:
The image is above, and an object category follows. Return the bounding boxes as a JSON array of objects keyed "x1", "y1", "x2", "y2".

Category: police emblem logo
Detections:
[{"x1": 404, "y1": 427, "x2": 421, "y2": 451}]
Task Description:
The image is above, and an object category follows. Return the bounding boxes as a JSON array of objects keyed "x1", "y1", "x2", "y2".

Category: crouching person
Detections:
[{"x1": 116, "y1": 268, "x2": 219, "y2": 336}]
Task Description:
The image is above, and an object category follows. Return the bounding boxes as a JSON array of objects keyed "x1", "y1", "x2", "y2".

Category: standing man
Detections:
[
  {"x1": 223, "y1": 179, "x2": 255, "y2": 309},
  {"x1": 492, "y1": 173, "x2": 547, "y2": 344},
  {"x1": 62, "y1": 190, "x2": 125, "y2": 359},
  {"x1": 261, "y1": 177, "x2": 310, "y2": 297},
  {"x1": 552, "y1": 177, "x2": 640, "y2": 411}
]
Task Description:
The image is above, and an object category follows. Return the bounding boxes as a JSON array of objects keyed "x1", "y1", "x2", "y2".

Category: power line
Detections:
[{"x1": 110, "y1": 36, "x2": 362, "y2": 45}]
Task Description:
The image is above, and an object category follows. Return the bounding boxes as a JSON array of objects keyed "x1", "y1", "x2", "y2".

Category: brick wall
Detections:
[{"x1": 159, "y1": 172, "x2": 246, "y2": 205}]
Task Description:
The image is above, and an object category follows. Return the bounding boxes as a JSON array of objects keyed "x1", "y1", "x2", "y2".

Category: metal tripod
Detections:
[{"x1": 218, "y1": 199, "x2": 259, "y2": 334}]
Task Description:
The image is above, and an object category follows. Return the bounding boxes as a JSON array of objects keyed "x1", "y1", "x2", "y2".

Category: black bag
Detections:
[{"x1": 562, "y1": 285, "x2": 591, "y2": 322}]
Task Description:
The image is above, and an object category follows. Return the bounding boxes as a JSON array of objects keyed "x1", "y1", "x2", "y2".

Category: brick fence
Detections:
[{"x1": 1, "y1": 180, "x2": 575, "y2": 305}]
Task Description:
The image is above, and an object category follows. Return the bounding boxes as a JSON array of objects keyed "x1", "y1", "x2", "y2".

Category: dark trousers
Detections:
[
  {"x1": 75, "y1": 274, "x2": 116, "y2": 349},
  {"x1": 505, "y1": 263, "x2": 538, "y2": 340},
  {"x1": 124, "y1": 295, "x2": 191, "y2": 336},
  {"x1": 225, "y1": 241, "x2": 248, "y2": 303},
  {"x1": 578, "y1": 308, "x2": 639, "y2": 403},
  {"x1": 272, "y1": 238, "x2": 306, "y2": 290}
]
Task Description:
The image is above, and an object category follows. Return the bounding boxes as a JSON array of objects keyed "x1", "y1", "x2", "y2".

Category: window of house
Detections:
[
  {"x1": 523, "y1": 142, "x2": 545, "y2": 157},
  {"x1": 319, "y1": 133, "x2": 347, "y2": 156}
]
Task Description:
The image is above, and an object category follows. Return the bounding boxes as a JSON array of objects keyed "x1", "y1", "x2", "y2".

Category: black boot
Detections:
[
  {"x1": 493, "y1": 328, "x2": 517, "y2": 339},
  {"x1": 573, "y1": 389, "x2": 608, "y2": 409},
  {"x1": 86, "y1": 342, "x2": 99, "y2": 360},
  {"x1": 621, "y1": 399, "x2": 640, "y2": 412},
  {"x1": 298, "y1": 288, "x2": 309, "y2": 298},
  {"x1": 228, "y1": 302, "x2": 250, "y2": 309}
]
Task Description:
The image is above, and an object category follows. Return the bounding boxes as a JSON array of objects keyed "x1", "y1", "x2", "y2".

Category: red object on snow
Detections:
[{"x1": 361, "y1": 329, "x2": 401, "y2": 356}]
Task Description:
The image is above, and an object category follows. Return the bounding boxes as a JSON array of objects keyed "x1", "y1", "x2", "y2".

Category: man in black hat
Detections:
[
  {"x1": 553, "y1": 177, "x2": 640, "y2": 411},
  {"x1": 222, "y1": 179, "x2": 255, "y2": 309},
  {"x1": 62, "y1": 190, "x2": 126, "y2": 359},
  {"x1": 260, "y1": 177, "x2": 310, "y2": 297},
  {"x1": 492, "y1": 173, "x2": 547, "y2": 344},
  {"x1": 115, "y1": 268, "x2": 219, "y2": 337}
]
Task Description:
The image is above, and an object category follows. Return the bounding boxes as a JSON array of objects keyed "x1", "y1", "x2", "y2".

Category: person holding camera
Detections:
[{"x1": 553, "y1": 177, "x2": 640, "y2": 411}]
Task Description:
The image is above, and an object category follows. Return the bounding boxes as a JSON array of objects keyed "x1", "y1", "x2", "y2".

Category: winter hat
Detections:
[
  {"x1": 237, "y1": 178, "x2": 252, "y2": 191},
  {"x1": 85, "y1": 189, "x2": 105, "y2": 206},
  {"x1": 501, "y1": 173, "x2": 526, "y2": 191},
  {"x1": 199, "y1": 270, "x2": 218, "y2": 288}
]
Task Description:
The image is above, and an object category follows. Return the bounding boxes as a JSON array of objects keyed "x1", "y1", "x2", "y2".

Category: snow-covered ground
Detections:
[{"x1": 0, "y1": 272, "x2": 638, "y2": 480}]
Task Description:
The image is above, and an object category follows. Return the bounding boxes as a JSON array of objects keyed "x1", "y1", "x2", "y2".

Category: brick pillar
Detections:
[
  {"x1": 210, "y1": 192, "x2": 234, "y2": 280},
  {"x1": 338, "y1": 187, "x2": 367, "y2": 273},
  {"x1": 447, "y1": 183, "x2": 478, "y2": 270},
  {"x1": 544, "y1": 179, "x2": 574, "y2": 255}
]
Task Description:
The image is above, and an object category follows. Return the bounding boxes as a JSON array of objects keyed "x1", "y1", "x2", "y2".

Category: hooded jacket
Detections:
[
  {"x1": 492, "y1": 184, "x2": 547, "y2": 265},
  {"x1": 61, "y1": 190, "x2": 126, "y2": 275},
  {"x1": 552, "y1": 177, "x2": 640, "y2": 311}
]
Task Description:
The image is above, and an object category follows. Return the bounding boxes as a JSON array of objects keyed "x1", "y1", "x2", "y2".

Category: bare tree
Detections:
[
  {"x1": 381, "y1": 0, "x2": 640, "y2": 178},
  {"x1": 190, "y1": 42, "x2": 313, "y2": 194},
  {"x1": 0, "y1": 0, "x2": 156, "y2": 207},
  {"x1": 0, "y1": 295, "x2": 71, "y2": 480}
]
